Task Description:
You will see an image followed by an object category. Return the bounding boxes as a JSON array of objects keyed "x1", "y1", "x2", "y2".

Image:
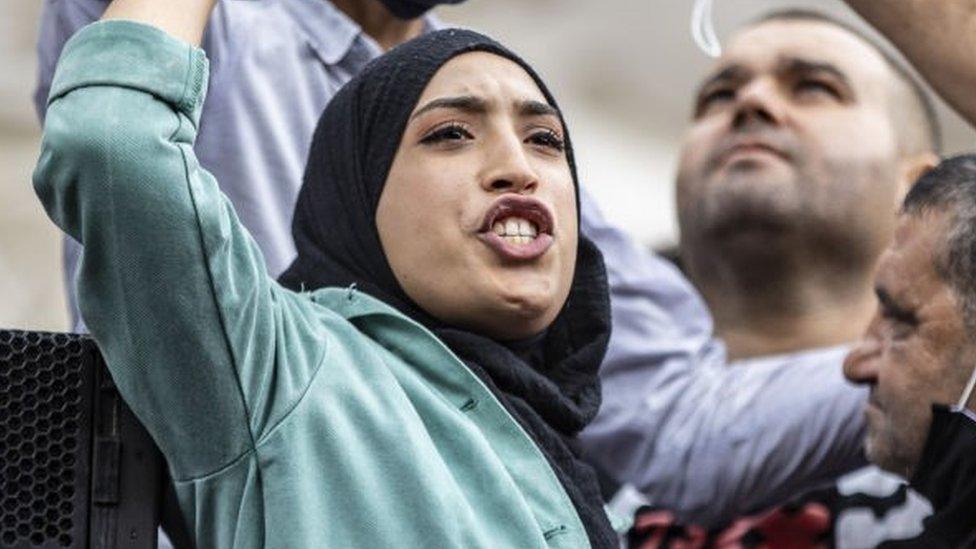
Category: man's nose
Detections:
[
  {"x1": 843, "y1": 318, "x2": 883, "y2": 385},
  {"x1": 480, "y1": 135, "x2": 540, "y2": 194},
  {"x1": 731, "y1": 78, "x2": 785, "y2": 129}
]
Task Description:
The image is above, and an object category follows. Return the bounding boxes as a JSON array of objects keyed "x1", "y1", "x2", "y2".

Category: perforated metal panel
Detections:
[{"x1": 0, "y1": 331, "x2": 93, "y2": 548}]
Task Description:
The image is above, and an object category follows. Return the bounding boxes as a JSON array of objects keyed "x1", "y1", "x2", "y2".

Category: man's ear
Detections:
[{"x1": 896, "y1": 151, "x2": 940, "y2": 201}]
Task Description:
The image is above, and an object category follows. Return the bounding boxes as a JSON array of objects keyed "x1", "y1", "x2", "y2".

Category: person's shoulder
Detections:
[{"x1": 730, "y1": 344, "x2": 850, "y2": 370}]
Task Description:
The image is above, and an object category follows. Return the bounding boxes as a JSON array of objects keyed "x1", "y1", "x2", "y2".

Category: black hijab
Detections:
[{"x1": 278, "y1": 29, "x2": 616, "y2": 547}]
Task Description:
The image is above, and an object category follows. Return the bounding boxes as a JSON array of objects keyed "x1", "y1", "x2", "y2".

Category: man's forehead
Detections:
[
  {"x1": 893, "y1": 211, "x2": 949, "y2": 250},
  {"x1": 714, "y1": 19, "x2": 891, "y2": 82}
]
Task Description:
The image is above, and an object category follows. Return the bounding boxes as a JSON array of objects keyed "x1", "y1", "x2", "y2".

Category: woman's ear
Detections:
[{"x1": 897, "y1": 151, "x2": 940, "y2": 202}]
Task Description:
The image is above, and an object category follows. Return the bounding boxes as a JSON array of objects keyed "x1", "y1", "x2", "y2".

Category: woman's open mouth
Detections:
[{"x1": 478, "y1": 196, "x2": 555, "y2": 261}]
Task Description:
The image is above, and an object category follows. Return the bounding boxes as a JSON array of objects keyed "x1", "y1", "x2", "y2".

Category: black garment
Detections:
[
  {"x1": 278, "y1": 28, "x2": 617, "y2": 548},
  {"x1": 376, "y1": 0, "x2": 467, "y2": 19},
  {"x1": 880, "y1": 405, "x2": 976, "y2": 548}
]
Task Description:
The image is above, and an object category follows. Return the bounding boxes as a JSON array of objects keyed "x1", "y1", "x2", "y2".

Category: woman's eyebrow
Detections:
[
  {"x1": 517, "y1": 99, "x2": 559, "y2": 118},
  {"x1": 410, "y1": 95, "x2": 488, "y2": 120}
]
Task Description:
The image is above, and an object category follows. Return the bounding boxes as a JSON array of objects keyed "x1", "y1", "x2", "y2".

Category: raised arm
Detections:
[
  {"x1": 33, "y1": 9, "x2": 324, "y2": 482},
  {"x1": 843, "y1": 0, "x2": 976, "y2": 127}
]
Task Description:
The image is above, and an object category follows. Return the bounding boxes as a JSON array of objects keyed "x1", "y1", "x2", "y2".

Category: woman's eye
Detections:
[
  {"x1": 420, "y1": 124, "x2": 474, "y2": 145},
  {"x1": 526, "y1": 129, "x2": 565, "y2": 152}
]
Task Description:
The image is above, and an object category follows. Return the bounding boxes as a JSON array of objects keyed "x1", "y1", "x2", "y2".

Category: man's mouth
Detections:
[
  {"x1": 707, "y1": 133, "x2": 795, "y2": 174},
  {"x1": 722, "y1": 142, "x2": 787, "y2": 164},
  {"x1": 478, "y1": 196, "x2": 555, "y2": 261}
]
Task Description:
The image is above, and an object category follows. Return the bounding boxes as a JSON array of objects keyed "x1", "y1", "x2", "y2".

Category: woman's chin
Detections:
[
  {"x1": 487, "y1": 293, "x2": 561, "y2": 340},
  {"x1": 441, "y1": 293, "x2": 558, "y2": 341}
]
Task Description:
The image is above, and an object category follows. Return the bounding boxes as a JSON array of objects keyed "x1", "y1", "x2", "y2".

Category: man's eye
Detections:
[
  {"x1": 420, "y1": 124, "x2": 474, "y2": 145},
  {"x1": 526, "y1": 129, "x2": 564, "y2": 152},
  {"x1": 796, "y1": 80, "x2": 840, "y2": 99},
  {"x1": 880, "y1": 309, "x2": 916, "y2": 339},
  {"x1": 695, "y1": 89, "x2": 735, "y2": 115}
]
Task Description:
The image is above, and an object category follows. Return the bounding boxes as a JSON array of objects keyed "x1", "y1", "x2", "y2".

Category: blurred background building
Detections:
[{"x1": 2, "y1": 0, "x2": 974, "y2": 331}]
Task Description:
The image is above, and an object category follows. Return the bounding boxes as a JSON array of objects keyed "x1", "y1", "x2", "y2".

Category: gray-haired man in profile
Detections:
[{"x1": 845, "y1": 154, "x2": 976, "y2": 546}]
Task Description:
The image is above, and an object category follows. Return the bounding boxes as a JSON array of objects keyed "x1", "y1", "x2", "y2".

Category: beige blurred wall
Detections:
[{"x1": 2, "y1": 0, "x2": 974, "y2": 332}]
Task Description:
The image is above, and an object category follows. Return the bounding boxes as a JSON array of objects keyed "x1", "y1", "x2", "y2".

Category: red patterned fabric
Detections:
[{"x1": 629, "y1": 502, "x2": 831, "y2": 548}]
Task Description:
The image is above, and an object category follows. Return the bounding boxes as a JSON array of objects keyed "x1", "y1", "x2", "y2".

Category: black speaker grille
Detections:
[{"x1": 0, "y1": 331, "x2": 92, "y2": 548}]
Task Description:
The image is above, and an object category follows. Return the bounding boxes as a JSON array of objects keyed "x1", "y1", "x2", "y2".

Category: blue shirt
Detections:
[{"x1": 35, "y1": 0, "x2": 868, "y2": 529}]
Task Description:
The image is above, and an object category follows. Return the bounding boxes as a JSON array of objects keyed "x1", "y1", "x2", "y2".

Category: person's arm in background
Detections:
[
  {"x1": 843, "y1": 0, "x2": 976, "y2": 127},
  {"x1": 579, "y1": 191, "x2": 868, "y2": 528}
]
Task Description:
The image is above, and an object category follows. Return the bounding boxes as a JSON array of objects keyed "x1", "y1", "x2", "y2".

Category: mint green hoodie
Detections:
[{"x1": 33, "y1": 20, "x2": 593, "y2": 548}]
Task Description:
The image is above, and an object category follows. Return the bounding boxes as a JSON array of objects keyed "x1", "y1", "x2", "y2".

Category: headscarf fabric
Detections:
[{"x1": 278, "y1": 28, "x2": 617, "y2": 547}]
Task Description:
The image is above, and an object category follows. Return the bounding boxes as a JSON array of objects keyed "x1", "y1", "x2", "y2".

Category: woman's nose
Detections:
[{"x1": 481, "y1": 136, "x2": 540, "y2": 194}]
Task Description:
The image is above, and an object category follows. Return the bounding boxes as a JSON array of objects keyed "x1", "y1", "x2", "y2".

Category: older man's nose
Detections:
[{"x1": 844, "y1": 319, "x2": 883, "y2": 385}]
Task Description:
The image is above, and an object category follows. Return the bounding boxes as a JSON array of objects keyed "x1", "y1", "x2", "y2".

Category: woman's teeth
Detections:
[{"x1": 491, "y1": 216, "x2": 539, "y2": 244}]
